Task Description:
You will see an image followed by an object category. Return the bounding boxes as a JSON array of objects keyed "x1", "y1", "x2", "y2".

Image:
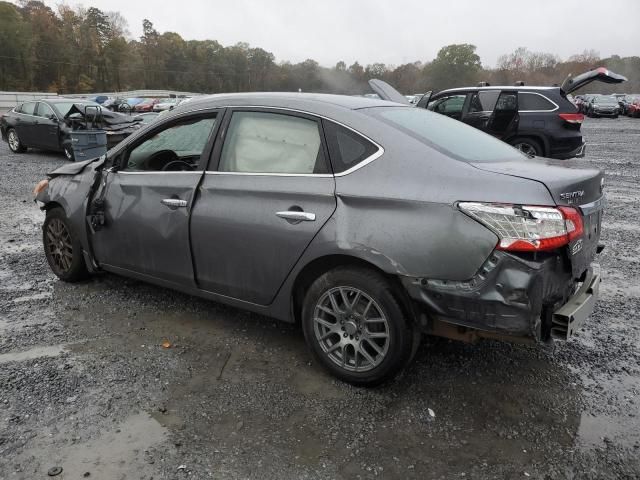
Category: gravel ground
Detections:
[{"x1": 0, "y1": 117, "x2": 639, "y2": 480}]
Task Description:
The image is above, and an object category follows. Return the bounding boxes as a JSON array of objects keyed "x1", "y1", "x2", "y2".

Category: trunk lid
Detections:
[
  {"x1": 472, "y1": 158, "x2": 605, "y2": 278},
  {"x1": 561, "y1": 67, "x2": 627, "y2": 94},
  {"x1": 471, "y1": 158, "x2": 604, "y2": 206},
  {"x1": 368, "y1": 79, "x2": 411, "y2": 105}
]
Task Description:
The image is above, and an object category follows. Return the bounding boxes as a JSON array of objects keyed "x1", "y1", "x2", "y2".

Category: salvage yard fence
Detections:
[{"x1": 0, "y1": 90, "x2": 203, "y2": 112}]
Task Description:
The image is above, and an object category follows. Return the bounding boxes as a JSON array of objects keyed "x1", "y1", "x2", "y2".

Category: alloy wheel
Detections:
[
  {"x1": 8, "y1": 130, "x2": 20, "y2": 151},
  {"x1": 313, "y1": 286, "x2": 390, "y2": 372},
  {"x1": 514, "y1": 142, "x2": 537, "y2": 157},
  {"x1": 45, "y1": 218, "x2": 73, "y2": 273}
]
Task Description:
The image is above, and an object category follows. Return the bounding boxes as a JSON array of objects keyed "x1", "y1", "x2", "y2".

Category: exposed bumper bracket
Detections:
[{"x1": 551, "y1": 264, "x2": 600, "y2": 340}]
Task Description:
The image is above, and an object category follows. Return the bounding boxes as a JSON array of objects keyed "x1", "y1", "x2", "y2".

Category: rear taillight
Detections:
[
  {"x1": 559, "y1": 113, "x2": 584, "y2": 124},
  {"x1": 459, "y1": 202, "x2": 584, "y2": 252}
]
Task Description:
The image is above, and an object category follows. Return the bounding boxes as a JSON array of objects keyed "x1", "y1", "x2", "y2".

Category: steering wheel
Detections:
[
  {"x1": 145, "y1": 149, "x2": 179, "y2": 170},
  {"x1": 162, "y1": 160, "x2": 195, "y2": 172}
]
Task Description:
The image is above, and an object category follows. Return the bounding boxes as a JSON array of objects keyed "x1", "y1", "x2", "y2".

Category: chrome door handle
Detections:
[
  {"x1": 161, "y1": 198, "x2": 188, "y2": 208},
  {"x1": 276, "y1": 211, "x2": 316, "y2": 221}
]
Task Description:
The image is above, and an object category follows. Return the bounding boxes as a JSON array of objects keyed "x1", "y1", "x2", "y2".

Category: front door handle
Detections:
[
  {"x1": 161, "y1": 198, "x2": 188, "y2": 208},
  {"x1": 276, "y1": 211, "x2": 316, "y2": 222}
]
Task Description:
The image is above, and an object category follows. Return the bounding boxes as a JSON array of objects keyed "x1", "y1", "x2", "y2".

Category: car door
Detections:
[
  {"x1": 462, "y1": 90, "x2": 500, "y2": 131},
  {"x1": 485, "y1": 90, "x2": 519, "y2": 139},
  {"x1": 190, "y1": 108, "x2": 337, "y2": 305},
  {"x1": 33, "y1": 102, "x2": 61, "y2": 150},
  {"x1": 14, "y1": 101, "x2": 38, "y2": 145},
  {"x1": 89, "y1": 110, "x2": 220, "y2": 286}
]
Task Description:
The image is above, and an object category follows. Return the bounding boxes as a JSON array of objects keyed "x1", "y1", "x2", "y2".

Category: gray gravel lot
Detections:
[{"x1": 1, "y1": 117, "x2": 639, "y2": 479}]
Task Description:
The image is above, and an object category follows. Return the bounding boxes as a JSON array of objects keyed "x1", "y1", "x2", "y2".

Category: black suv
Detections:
[{"x1": 371, "y1": 68, "x2": 626, "y2": 159}]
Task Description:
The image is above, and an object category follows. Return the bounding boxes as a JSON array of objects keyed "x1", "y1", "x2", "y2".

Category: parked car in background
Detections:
[
  {"x1": 33, "y1": 92, "x2": 604, "y2": 385},
  {"x1": 92, "y1": 95, "x2": 110, "y2": 104},
  {"x1": 133, "y1": 98, "x2": 161, "y2": 112},
  {"x1": 374, "y1": 68, "x2": 626, "y2": 158},
  {"x1": 627, "y1": 98, "x2": 640, "y2": 118},
  {"x1": 619, "y1": 95, "x2": 639, "y2": 116},
  {"x1": 1, "y1": 98, "x2": 141, "y2": 160},
  {"x1": 117, "y1": 98, "x2": 144, "y2": 114},
  {"x1": 153, "y1": 98, "x2": 182, "y2": 111},
  {"x1": 103, "y1": 97, "x2": 127, "y2": 112},
  {"x1": 585, "y1": 95, "x2": 619, "y2": 118}
]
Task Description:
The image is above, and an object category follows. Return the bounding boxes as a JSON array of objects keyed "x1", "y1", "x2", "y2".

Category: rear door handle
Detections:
[
  {"x1": 276, "y1": 211, "x2": 316, "y2": 221},
  {"x1": 161, "y1": 198, "x2": 188, "y2": 208}
]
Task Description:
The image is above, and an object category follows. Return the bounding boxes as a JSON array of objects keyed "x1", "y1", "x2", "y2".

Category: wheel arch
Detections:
[
  {"x1": 507, "y1": 134, "x2": 548, "y2": 156},
  {"x1": 290, "y1": 254, "x2": 415, "y2": 326}
]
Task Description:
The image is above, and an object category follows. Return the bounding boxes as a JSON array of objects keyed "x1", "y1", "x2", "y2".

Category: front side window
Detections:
[
  {"x1": 518, "y1": 92, "x2": 557, "y2": 111},
  {"x1": 124, "y1": 116, "x2": 217, "y2": 171},
  {"x1": 219, "y1": 111, "x2": 328, "y2": 174},
  {"x1": 19, "y1": 102, "x2": 36, "y2": 115},
  {"x1": 468, "y1": 91, "x2": 500, "y2": 113}
]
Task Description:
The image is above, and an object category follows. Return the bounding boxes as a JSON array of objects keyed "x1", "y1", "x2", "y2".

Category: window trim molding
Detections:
[{"x1": 205, "y1": 106, "x2": 384, "y2": 178}]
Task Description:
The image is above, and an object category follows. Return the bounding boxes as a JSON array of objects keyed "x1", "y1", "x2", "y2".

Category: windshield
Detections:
[
  {"x1": 596, "y1": 96, "x2": 618, "y2": 105},
  {"x1": 53, "y1": 101, "x2": 101, "y2": 116},
  {"x1": 365, "y1": 107, "x2": 524, "y2": 163}
]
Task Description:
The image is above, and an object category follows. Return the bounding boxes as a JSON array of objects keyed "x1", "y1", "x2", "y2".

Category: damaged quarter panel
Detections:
[{"x1": 322, "y1": 118, "x2": 554, "y2": 280}]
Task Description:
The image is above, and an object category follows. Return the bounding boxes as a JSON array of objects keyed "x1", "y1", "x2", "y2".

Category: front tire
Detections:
[
  {"x1": 7, "y1": 128, "x2": 27, "y2": 153},
  {"x1": 43, "y1": 207, "x2": 88, "y2": 282},
  {"x1": 301, "y1": 267, "x2": 417, "y2": 386}
]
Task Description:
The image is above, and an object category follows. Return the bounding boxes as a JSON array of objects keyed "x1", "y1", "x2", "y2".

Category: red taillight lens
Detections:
[
  {"x1": 559, "y1": 113, "x2": 584, "y2": 124},
  {"x1": 459, "y1": 203, "x2": 584, "y2": 252},
  {"x1": 559, "y1": 206, "x2": 584, "y2": 241}
]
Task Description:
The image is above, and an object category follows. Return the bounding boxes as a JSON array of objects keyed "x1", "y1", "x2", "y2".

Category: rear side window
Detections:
[
  {"x1": 518, "y1": 92, "x2": 557, "y2": 111},
  {"x1": 468, "y1": 91, "x2": 500, "y2": 113},
  {"x1": 368, "y1": 107, "x2": 524, "y2": 163},
  {"x1": 323, "y1": 121, "x2": 379, "y2": 174},
  {"x1": 19, "y1": 102, "x2": 36, "y2": 115},
  {"x1": 219, "y1": 111, "x2": 328, "y2": 174}
]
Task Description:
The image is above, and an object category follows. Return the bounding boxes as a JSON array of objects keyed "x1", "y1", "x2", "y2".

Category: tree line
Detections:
[{"x1": 1, "y1": 0, "x2": 638, "y2": 95}]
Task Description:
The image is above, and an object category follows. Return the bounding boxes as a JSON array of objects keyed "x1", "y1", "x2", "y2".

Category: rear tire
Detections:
[
  {"x1": 43, "y1": 207, "x2": 88, "y2": 282},
  {"x1": 301, "y1": 266, "x2": 417, "y2": 387},
  {"x1": 511, "y1": 137, "x2": 543, "y2": 157},
  {"x1": 7, "y1": 128, "x2": 27, "y2": 153}
]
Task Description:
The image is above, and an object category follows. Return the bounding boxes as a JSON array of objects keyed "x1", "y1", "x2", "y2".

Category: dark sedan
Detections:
[
  {"x1": 33, "y1": 92, "x2": 604, "y2": 385},
  {"x1": 1, "y1": 98, "x2": 141, "y2": 160}
]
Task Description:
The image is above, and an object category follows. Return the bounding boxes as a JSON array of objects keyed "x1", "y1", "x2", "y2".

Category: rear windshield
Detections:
[{"x1": 365, "y1": 107, "x2": 524, "y2": 163}]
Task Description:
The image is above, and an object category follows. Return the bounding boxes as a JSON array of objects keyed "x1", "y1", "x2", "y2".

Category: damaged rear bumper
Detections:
[
  {"x1": 402, "y1": 250, "x2": 599, "y2": 341},
  {"x1": 550, "y1": 265, "x2": 600, "y2": 339}
]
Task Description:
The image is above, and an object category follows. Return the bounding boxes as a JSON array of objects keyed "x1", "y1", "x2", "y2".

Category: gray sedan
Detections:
[{"x1": 34, "y1": 92, "x2": 604, "y2": 385}]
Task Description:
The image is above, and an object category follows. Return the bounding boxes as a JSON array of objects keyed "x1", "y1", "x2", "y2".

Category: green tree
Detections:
[
  {"x1": 0, "y1": 2, "x2": 31, "y2": 90},
  {"x1": 423, "y1": 43, "x2": 482, "y2": 90}
]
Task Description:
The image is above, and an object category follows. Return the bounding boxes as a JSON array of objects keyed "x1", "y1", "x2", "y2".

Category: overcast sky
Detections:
[{"x1": 40, "y1": 0, "x2": 640, "y2": 67}]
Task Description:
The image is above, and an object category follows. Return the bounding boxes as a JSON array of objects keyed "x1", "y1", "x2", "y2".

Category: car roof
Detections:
[
  {"x1": 437, "y1": 86, "x2": 559, "y2": 94},
  {"x1": 172, "y1": 92, "x2": 400, "y2": 113}
]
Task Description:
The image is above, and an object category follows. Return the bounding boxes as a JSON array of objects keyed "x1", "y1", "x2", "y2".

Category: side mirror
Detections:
[{"x1": 47, "y1": 114, "x2": 57, "y2": 121}]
